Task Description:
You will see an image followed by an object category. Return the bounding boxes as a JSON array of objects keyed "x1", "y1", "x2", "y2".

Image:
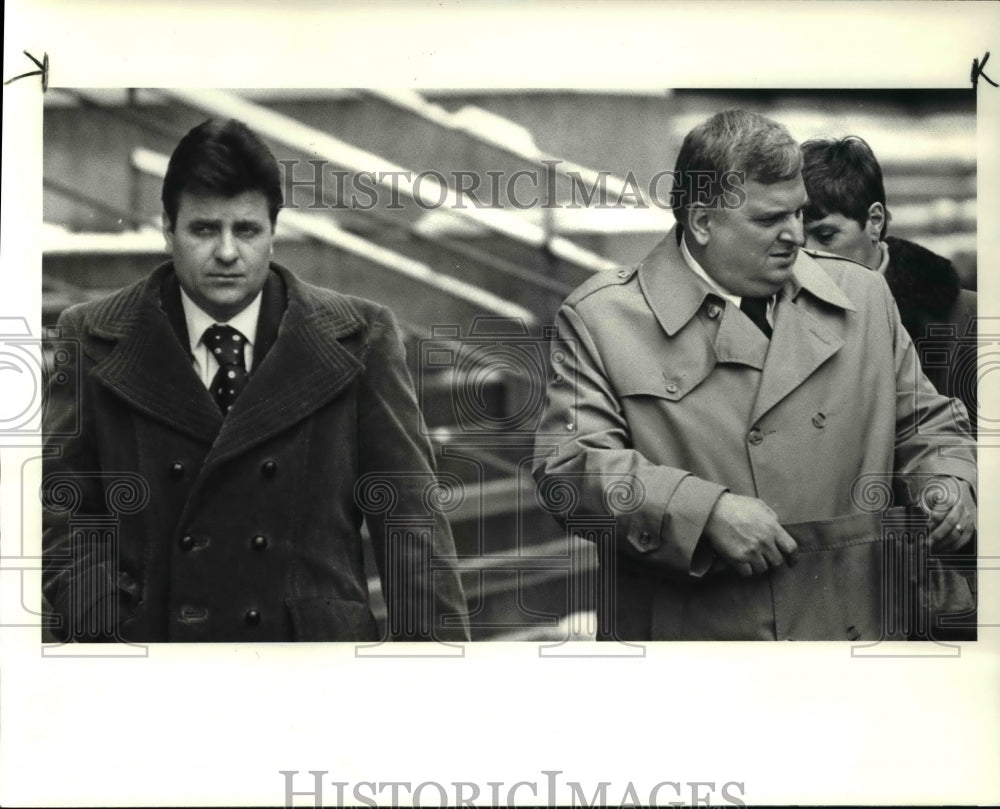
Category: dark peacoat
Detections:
[
  {"x1": 533, "y1": 231, "x2": 976, "y2": 640},
  {"x1": 42, "y1": 262, "x2": 470, "y2": 643}
]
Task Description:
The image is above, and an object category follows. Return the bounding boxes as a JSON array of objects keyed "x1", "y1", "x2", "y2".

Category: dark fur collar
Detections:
[{"x1": 883, "y1": 236, "x2": 960, "y2": 318}]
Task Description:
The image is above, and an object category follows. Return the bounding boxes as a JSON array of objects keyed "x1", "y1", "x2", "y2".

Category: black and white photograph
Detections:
[
  {"x1": 38, "y1": 87, "x2": 979, "y2": 645},
  {"x1": 2, "y1": 2, "x2": 998, "y2": 807}
]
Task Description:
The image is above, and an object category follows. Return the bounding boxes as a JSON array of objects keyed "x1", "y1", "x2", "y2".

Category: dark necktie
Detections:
[
  {"x1": 204, "y1": 324, "x2": 249, "y2": 414},
  {"x1": 740, "y1": 296, "x2": 773, "y2": 339}
]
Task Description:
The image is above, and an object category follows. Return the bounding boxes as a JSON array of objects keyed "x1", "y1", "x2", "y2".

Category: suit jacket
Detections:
[
  {"x1": 42, "y1": 262, "x2": 470, "y2": 643},
  {"x1": 884, "y1": 235, "x2": 978, "y2": 435},
  {"x1": 532, "y1": 231, "x2": 976, "y2": 640}
]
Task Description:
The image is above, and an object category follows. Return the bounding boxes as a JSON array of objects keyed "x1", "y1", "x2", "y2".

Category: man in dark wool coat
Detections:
[
  {"x1": 42, "y1": 118, "x2": 470, "y2": 644},
  {"x1": 800, "y1": 135, "x2": 978, "y2": 435}
]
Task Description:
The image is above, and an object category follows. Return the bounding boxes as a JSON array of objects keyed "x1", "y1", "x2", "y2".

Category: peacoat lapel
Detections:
[
  {"x1": 202, "y1": 264, "x2": 365, "y2": 470},
  {"x1": 87, "y1": 265, "x2": 223, "y2": 444},
  {"x1": 749, "y1": 252, "x2": 856, "y2": 423},
  {"x1": 85, "y1": 263, "x2": 367, "y2": 468}
]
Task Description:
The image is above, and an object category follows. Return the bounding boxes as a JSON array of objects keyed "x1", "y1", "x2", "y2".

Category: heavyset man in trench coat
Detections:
[
  {"x1": 533, "y1": 110, "x2": 977, "y2": 641},
  {"x1": 42, "y1": 118, "x2": 470, "y2": 643}
]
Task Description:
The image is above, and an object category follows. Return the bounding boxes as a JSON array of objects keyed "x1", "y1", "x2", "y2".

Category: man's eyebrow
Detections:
[
  {"x1": 753, "y1": 197, "x2": 810, "y2": 220},
  {"x1": 186, "y1": 217, "x2": 221, "y2": 227}
]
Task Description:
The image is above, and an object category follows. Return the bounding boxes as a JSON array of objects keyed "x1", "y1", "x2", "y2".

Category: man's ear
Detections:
[
  {"x1": 161, "y1": 211, "x2": 175, "y2": 253},
  {"x1": 865, "y1": 202, "x2": 886, "y2": 242},
  {"x1": 686, "y1": 204, "x2": 713, "y2": 246}
]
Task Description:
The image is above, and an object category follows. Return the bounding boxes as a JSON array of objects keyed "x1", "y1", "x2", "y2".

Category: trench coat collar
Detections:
[
  {"x1": 638, "y1": 229, "x2": 855, "y2": 333},
  {"x1": 638, "y1": 229, "x2": 856, "y2": 422},
  {"x1": 85, "y1": 262, "x2": 364, "y2": 462}
]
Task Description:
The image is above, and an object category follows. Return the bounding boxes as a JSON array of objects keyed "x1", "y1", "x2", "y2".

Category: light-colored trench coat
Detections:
[{"x1": 533, "y1": 231, "x2": 976, "y2": 640}]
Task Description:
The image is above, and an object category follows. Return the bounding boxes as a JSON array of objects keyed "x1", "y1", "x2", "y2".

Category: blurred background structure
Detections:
[{"x1": 43, "y1": 88, "x2": 977, "y2": 641}]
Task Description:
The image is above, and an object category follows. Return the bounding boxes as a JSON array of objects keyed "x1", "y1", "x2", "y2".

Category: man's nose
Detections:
[
  {"x1": 215, "y1": 229, "x2": 238, "y2": 263},
  {"x1": 779, "y1": 214, "x2": 805, "y2": 246}
]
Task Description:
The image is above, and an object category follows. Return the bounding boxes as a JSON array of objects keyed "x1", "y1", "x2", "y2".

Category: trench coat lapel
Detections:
[
  {"x1": 639, "y1": 235, "x2": 856, "y2": 422},
  {"x1": 203, "y1": 266, "x2": 364, "y2": 469},
  {"x1": 750, "y1": 252, "x2": 855, "y2": 423},
  {"x1": 88, "y1": 266, "x2": 223, "y2": 444},
  {"x1": 639, "y1": 233, "x2": 768, "y2": 372}
]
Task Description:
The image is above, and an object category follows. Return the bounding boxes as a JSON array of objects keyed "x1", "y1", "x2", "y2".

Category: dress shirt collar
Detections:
[
  {"x1": 679, "y1": 234, "x2": 744, "y2": 307},
  {"x1": 180, "y1": 288, "x2": 262, "y2": 355}
]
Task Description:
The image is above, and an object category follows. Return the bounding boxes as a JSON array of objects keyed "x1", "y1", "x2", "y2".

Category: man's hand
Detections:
[
  {"x1": 703, "y1": 493, "x2": 799, "y2": 577},
  {"x1": 918, "y1": 476, "x2": 976, "y2": 552}
]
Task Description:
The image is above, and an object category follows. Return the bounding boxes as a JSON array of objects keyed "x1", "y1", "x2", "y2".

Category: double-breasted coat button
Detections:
[
  {"x1": 251, "y1": 534, "x2": 268, "y2": 550},
  {"x1": 748, "y1": 428, "x2": 763, "y2": 445},
  {"x1": 707, "y1": 304, "x2": 722, "y2": 319},
  {"x1": 260, "y1": 460, "x2": 278, "y2": 478},
  {"x1": 179, "y1": 534, "x2": 195, "y2": 551},
  {"x1": 245, "y1": 609, "x2": 262, "y2": 626},
  {"x1": 812, "y1": 412, "x2": 827, "y2": 428},
  {"x1": 169, "y1": 462, "x2": 185, "y2": 479}
]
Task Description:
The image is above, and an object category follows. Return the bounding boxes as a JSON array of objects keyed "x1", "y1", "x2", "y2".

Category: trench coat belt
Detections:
[{"x1": 650, "y1": 506, "x2": 946, "y2": 641}]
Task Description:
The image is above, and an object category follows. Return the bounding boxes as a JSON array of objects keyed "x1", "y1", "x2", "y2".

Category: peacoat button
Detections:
[
  {"x1": 245, "y1": 609, "x2": 261, "y2": 626},
  {"x1": 169, "y1": 462, "x2": 185, "y2": 480},
  {"x1": 707, "y1": 304, "x2": 722, "y2": 319},
  {"x1": 179, "y1": 534, "x2": 195, "y2": 551},
  {"x1": 748, "y1": 428, "x2": 763, "y2": 445},
  {"x1": 251, "y1": 534, "x2": 268, "y2": 551},
  {"x1": 812, "y1": 412, "x2": 827, "y2": 428},
  {"x1": 260, "y1": 459, "x2": 278, "y2": 478}
]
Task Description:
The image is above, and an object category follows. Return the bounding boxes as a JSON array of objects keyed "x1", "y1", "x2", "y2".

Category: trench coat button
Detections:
[
  {"x1": 846, "y1": 625, "x2": 861, "y2": 641},
  {"x1": 707, "y1": 304, "x2": 722, "y2": 319},
  {"x1": 251, "y1": 534, "x2": 268, "y2": 551},
  {"x1": 665, "y1": 382, "x2": 679, "y2": 395},
  {"x1": 812, "y1": 412, "x2": 827, "y2": 428},
  {"x1": 168, "y1": 462, "x2": 185, "y2": 479},
  {"x1": 179, "y1": 534, "x2": 195, "y2": 551},
  {"x1": 260, "y1": 460, "x2": 278, "y2": 478},
  {"x1": 245, "y1": 609, "x2": 261, "y2": 626},
  {"x1": 748, "y1": 428, "x2": 763, "y2": 445}
]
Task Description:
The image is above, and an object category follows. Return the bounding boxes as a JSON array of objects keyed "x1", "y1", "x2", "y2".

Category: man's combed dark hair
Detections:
[
  {"x1": 800, "y1": 136, "x2": 888, "y2": 238},
  {"x1": 672, "y1": 109, "x2": 802, "y2": 228},
  {"x1": 161, "y1": 118, "x2": 283, "y2": 228}
]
